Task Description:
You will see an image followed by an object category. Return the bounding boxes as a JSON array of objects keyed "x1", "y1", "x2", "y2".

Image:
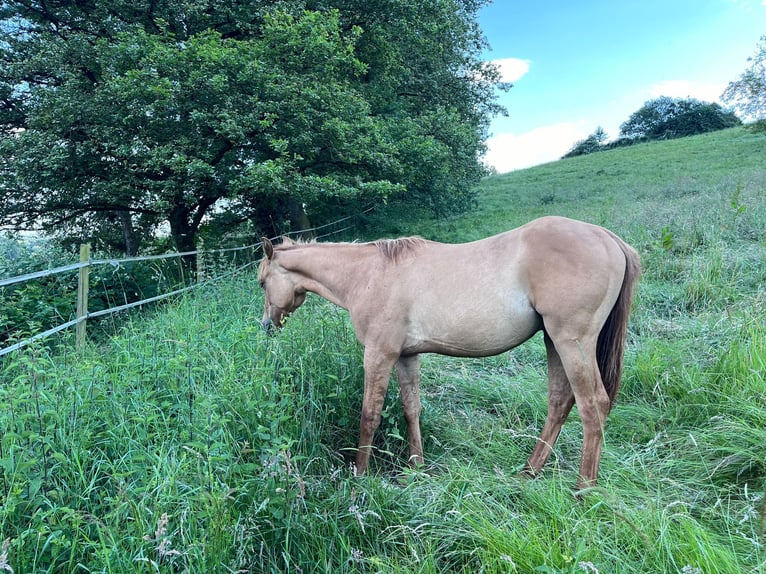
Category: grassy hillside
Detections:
[
  {"x1": 396, "y1": 126, "x2": 766, "y2": 243},
  {"x1": 1, "y1": 127, "x2": 765, "y2": 573}
]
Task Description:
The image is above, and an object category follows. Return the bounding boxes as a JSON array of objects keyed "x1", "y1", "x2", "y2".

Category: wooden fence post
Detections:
[{"x1": 76, "y1": 243, "x2": 91, "y2": 349}]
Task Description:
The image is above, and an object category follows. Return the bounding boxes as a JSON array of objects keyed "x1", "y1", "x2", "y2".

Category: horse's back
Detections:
[
  {"x1": 393, "y1": 216, "x2": 630, "y2": 357},
  {"x1": 395, "y1": 225, "x2": 539, "y2": 356}
]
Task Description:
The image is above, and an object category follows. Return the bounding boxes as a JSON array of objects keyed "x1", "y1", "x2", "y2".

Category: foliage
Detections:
[
  {"x1": 0, "y1": 236, "x2": 78, "y2": 347},
  {"x1": 562, "y1": 127, "x2": 608, "y2": 158},
  {"x1": 1, "y1": 127, "x2": 766, "y2": 572},
  {"x1": 0, "y1": 0, "x2": 503, "y2": 253},
  {"x1": 723, "y1": 35, "x2": 766, "y2": 122},
  {"x1": 618, "y1": 97, "x2": 741, "y2": 141},
  {"x1": 563, "y1": 98, "x2": 742, "y2": 159}
]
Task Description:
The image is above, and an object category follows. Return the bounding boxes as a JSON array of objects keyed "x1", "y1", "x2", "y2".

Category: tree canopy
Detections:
[
  {"x1": 0, "y1": 0, "x2": 504, "y2": 253},
  {"x1": 723, "y1": 35, "x2": 766, "y2": 124},
  {"x1": 562, "y1": 126, "x2": 607, "y2": 158},
  {"x1": 619, "y1": 97, "x2": 740, "y2": 141},
  {"x1": 560, "y1": 97, "x2": 741, "y2": 160}
]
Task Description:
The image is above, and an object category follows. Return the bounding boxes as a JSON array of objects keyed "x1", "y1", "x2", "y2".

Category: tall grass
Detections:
[{"x1": 1, "y1": 127, "x2": 765, "y2": 572}]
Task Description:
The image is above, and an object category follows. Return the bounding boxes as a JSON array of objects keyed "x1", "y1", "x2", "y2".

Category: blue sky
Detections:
[{"x1": 479, "y1": 0, "x2": 766, "y2": 172}]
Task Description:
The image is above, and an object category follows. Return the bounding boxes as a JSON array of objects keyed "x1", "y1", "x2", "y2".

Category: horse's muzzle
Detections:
[{"x1": 261, "y1": 318, "x2": 276, "y2": 334}]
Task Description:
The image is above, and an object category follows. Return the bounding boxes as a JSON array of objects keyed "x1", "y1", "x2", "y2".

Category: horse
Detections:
[{"x1": 258, "y1": 215, "x2": 640, "y2": 490}]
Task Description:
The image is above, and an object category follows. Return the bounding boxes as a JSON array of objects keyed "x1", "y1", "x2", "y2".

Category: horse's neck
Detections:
[{"x1": 281, "y1": 243, "x2": 376, "y2": 310}]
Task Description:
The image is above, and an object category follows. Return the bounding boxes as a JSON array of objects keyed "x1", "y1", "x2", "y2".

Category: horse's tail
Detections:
[{"x1": 597, "y1": 233, "x2": 641, "y2": 410}]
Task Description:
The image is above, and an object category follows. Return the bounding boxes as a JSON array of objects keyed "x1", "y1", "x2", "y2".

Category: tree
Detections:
[
  {"x1": 723, "y1": 35, "x2": 766, "y2": 124},
  {"x1": 619, "y1": 97, "x2": 740, "y2": 141},
  {"x1": 0, "y1": 1, "x2": 503, "y2": 254},
  {"x1": 333, "y1": 0, "x2": 507, "y2": 214},
  {"x1": 562, "y1": 127, "x2": 607, "y2": 158}
]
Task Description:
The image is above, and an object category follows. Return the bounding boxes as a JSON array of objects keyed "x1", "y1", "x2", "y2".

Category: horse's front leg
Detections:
[
  {"x1": 355, "y1": 346, "x2": 398, "y2": 474},
  {"x1": 396, "y1": 355, "x2": 423, "y2": 467}
]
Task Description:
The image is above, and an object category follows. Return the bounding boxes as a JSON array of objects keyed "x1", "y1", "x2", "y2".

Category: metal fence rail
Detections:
[
  {"x1": 0, "y1": 203, "x2": 377, "y2": 358},
  {"x1": 0, "y1": 262, "x2": 88, "y2": 288},
  {"x1": 0, "y1": 243, "x2": 262, "y2": 358}
]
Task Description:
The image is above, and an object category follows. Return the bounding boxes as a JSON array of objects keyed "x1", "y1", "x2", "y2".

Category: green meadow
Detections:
[{"x1": 1, "y1": 126, "x2": 765, "y2": 573}]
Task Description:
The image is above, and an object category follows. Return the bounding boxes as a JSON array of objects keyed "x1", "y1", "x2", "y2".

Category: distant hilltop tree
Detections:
[
  {"x1": 619, "y1": 97, "x2": 741, "y2": 141},
  {"x1": 562, "y1": 97, "x2": 742, "y2": 160},
  {"x1": 563, "y1": 126, "x2": 608, "y2": 158}
]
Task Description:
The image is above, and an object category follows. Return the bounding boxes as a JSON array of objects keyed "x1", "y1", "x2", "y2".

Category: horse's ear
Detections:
[
  {"x1": 262, "y1": 237, "x2": 274, "y2": 259},
  {"x1": 281, "y1": 236, "x2": 295, "y2": 246}
]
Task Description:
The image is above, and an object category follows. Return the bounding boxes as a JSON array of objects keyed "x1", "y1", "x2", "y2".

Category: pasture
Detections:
[{"x1": 1, "y1": 126, "x2": 765, "y2": 572}]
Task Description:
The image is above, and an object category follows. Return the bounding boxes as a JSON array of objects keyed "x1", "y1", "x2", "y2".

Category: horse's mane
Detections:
[
  {"x1": 373, "y1": 237, "x2": 426, "y2": 262},
  {"x1": 267, "y1": 235, "x2": 426, "y2": 262}
]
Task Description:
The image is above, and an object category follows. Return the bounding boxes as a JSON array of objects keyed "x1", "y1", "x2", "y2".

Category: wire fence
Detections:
[
  {"x1": 0, "y1": 204, "x2": 378, "y2": 358},
  {"x1": 0, "y1": 242, "x2": 261, "y2": 358}
]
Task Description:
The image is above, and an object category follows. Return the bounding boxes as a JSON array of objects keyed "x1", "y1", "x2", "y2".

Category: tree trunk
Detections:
[
  {"x1": 287, "y1": 199, "x2": 313, "y2": 239},
  {"x1": 118, "y1": 210, "x2": 140, "y2": 256},
  {"x1": 168, "y1": 203, "x2": 197, "y2": 276}
]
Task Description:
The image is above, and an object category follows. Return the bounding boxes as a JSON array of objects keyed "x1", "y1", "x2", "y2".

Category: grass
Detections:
[{"x1": 1, "y1": 126, "x2": 765, "y2": 572}]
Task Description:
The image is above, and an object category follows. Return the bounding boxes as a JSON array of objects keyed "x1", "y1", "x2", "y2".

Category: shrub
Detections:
[
  {"x1": 562, "y1": 127, "x2": 608, "y2": 158},
  {"x1": 619, "y1": 97, "x2": 741, "y2": 141}
]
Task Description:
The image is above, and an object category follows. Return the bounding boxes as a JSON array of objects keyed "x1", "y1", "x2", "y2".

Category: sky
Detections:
[{"x1": 478, "y1": 0, "x2": 766, "y2": 172}]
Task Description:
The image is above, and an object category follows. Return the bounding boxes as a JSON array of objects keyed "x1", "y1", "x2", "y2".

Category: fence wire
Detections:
[
  {"x1": 0, "y1": 205, "x2": 376, "y2": 357},
  {"x1": 0, "y1": 261, "x2": 87, "y2": 288}
]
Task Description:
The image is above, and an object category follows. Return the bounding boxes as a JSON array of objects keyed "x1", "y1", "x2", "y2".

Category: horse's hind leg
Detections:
[
  {"x1": 523, "y1": 332, "x2": 575, "y2": 476},
  {"x1": 396, "y1": 355, "x2": 424, "y2": 467},
  {"x1": 548, "y1": 329, "x2": 611, "y2": 490}
]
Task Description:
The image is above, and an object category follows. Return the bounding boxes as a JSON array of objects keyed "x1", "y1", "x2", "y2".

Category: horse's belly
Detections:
[{"x1": 403, "y1": 293, "x2": 541, "y2": 357}]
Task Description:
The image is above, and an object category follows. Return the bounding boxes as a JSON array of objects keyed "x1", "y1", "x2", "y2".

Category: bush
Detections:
[
  {"x1": 562, "y1": 127, "x2": 608, "y2": 158},
  {"x1": 619, "y1": 97, "x2": 741, "y2": 141}
]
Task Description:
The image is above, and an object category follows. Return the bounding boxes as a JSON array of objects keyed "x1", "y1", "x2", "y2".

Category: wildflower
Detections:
[
  {"x1": 142, "y1": 513, "x2": 182, "y2": 564},
  {"x1": 349, "y1": 548, "x2": 364, "y2": 563},
  {"x1": 0, "y1": 539, "x2": 13, "y2": 573},
  {"x1": 579, "y1": 562, "x2": 599, "y2": 574}
]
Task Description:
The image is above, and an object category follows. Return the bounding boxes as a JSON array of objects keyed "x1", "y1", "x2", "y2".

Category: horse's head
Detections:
[{"x1": 258, "y1": 237, "x2": 307, "y2": 331}]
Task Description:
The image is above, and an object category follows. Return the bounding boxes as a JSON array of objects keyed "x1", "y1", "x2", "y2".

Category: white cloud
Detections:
[
  {"x1": 649, "y1": 80, "x2": 727, "y2": 103},
  {"x1": 481, "y1": 78, "x2": 731, "y2": 174},
  {"x1": 490, "y1": 58, "x2": 532, "y2": 83},
  {"x1": 484, "y1": 122, "x2": 591, "y2": 173}
]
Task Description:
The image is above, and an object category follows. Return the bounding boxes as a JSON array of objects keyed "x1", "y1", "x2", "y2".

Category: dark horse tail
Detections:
[{"x1": 597, "y1": 233, "x2": 641, "y2": 410}]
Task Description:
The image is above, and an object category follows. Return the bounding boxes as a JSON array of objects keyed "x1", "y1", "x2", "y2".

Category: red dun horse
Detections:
[{"x1": 258, "y1": 216, "x2": 640, "y2": 490}]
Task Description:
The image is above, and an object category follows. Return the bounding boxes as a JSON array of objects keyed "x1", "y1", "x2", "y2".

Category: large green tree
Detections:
[{"x1": 0, "y1": 0, "x2": 503, "y2": 254}]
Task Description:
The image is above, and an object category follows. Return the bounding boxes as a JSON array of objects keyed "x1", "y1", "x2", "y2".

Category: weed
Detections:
[
  {"x1": 660, "y1": 226, "x2": 674, "y2": 250},
  {"x1": 0, "y1": 539, "x2": 12, "y2": 573},
  {"x1": 140, "y1": 512, "x2": 183, "y2": 569}
]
